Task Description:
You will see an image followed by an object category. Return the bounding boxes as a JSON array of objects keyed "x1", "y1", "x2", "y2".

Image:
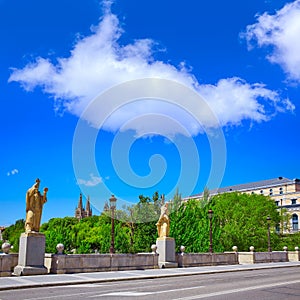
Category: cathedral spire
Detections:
[
  {"x1": 75, "y1": 193, "x2": 84, "y2": 220},
  {"x1": 78, "y1": 193, "x2": 83, "y2": 210},
  {"x1": 75, "y1": 194, "x2": 92, "y2": 219},
  {"x1": 85, "y1": 196, "x2": 92, "y2": 217}
]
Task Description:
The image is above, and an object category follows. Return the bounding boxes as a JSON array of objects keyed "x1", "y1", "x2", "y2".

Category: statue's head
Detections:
[
  {"x1": 34, "y1": 178, "x2": 40, "y2": 188},
  {"x1": 161, "y1": 203, "x2": 168, "y2": 214}
]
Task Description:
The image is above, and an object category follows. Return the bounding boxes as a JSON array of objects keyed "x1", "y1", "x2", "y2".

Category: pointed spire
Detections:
[
  {"x1": 75, "y1": 193, "x2": 84, "y2": 220},
  {"x1": 85, "y1": 196, "x2": 92, "y2": 217},
  {"x1": 78, "y1": 193, "x2": 83, "y2": 209},
  {"x1": 103, "y1": 201, "x2": 109, "y2": 212}
]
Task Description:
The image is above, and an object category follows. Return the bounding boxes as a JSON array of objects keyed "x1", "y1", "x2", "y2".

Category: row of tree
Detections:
[{"x1": 2, "y1": 191, "x2": 300, "y2": 254}]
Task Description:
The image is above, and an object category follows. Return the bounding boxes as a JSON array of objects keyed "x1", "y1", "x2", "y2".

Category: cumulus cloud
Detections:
[
  {"x1": 200, "y1": 77, "x2": 294, "y2": 126},
  {"x1": 244, "y1": 0, "x2": 300, "y2": 82},
  {"x1": 7, "y1": 169, "x2": 19, "y2": 176},
  {"x1": 77, "y1": 173, "x2": 102, "y2": 187},
  {"x1": 8, "y1": 3, "x2": 293, "y2": 136}
]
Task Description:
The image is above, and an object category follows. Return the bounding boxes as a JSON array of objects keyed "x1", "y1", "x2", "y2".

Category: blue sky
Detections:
[{"x1": 1, "y1": 0, "x2": 300, "y2": 226}]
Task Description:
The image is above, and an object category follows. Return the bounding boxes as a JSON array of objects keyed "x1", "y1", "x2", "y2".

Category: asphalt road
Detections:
[{"x1": 0, "y1": 267, "x2": 299, "y2": 300}]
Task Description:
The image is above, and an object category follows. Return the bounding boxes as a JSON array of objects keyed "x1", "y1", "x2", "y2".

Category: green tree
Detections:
[
  {"x1": 277, "y1": 232, "x2": 300, "y2": 251},
  {"x1": 2, "y1": 219, "x2": 25, "y2": 252},
  {"x1": 131, "y1": 194, "x2": 160, "y2": 252},
  {"x1": 203, "y1": 187, "x2": 210, "y2": 205},
  {"x1": 170, "y1": 199, "x2": 222, "y2": 252},
  {"x1": 115, "y1": 192, "x2": 164, "y2": 253},
  {"x1": 40, "y1": 217, "x2": 79, "y2": 253},
  {"x1": 169, "y1": 188, "x2": 182, "y2": 213},
  {"x1": 210, "y1": 192, "x2": 280, "y2": 251}
]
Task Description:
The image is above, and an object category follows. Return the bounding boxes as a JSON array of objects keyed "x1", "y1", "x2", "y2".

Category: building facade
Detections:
[
  {"x1": 188, "y1": 177, "x2": 300, "y2": 233},
  {"x1": 0, "y1": 226, "x2": 4, "y2": 241},
  {"x1": 75, "y1": 194, "x2": 93, "y2": 220}
]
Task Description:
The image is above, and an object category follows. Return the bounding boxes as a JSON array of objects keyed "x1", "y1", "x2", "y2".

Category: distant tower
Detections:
[
  {"x1": 85, "y1": 196, "x2": 92, "y2": 218},
  {"x1": 75, "y1": 194, "x2": 92, "y2": 220},
  {"x1": 75, "y1": 194, "x2": 84, "y2": 220},
  {"x1": 103, "y1": 201, "x2": 109, "y2": 212}
]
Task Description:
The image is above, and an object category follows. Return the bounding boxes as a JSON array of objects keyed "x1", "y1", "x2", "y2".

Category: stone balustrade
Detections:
[
  {"x1": 44, "y1": 253, "x2": 159, "y2": 274},
  {"x1": 238, "y1": 251, "x2": 288, "y2": 264},
  {"x1": 0, "y1": 254, "x2": 18, "y2": 277},
  {"x1": 176, "y1": 252, "x2": 238, "y2": 267}
]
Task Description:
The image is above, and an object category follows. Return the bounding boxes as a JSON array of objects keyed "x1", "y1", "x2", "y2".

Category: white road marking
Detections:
[
  {"x1": 97, "y1": 291, "x2": 152, "y2": 297},
  {"x1": 174, "y1": 279, "x2": 300, "y2": 300},
  {"x1": 22, "y1": 284, "x2": 202, "y2": 300},
  {"x1": 90, "y1": 286, "x2": 205, "y2": 298},
  {"x1": 24, "y1": 292, "x2": 96, "y2": 300},
  {"x1": 22, "y1": 281, "x2": 177, "y2": 300}
]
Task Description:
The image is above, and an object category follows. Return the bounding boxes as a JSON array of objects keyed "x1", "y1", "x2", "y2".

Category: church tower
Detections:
[
  {"x1": 75, "y1": 194, "x2": 92, "y2": 220},
  {"x1": 85, "y1": 196, "x2": 92, "y2": 218},
  {"x1": 75, "y1": 194, "x2": 84, "y2": 220}
]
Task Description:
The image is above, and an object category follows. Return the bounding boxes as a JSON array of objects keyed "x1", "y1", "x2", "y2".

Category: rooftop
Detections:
[{"x1": 188, "y1": 176, "x2": 300, "y2": 199}]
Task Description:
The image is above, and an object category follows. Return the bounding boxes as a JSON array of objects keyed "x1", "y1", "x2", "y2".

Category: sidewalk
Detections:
[{"x1": 1, "y1": 261, "x2": 300, "y2": 291}]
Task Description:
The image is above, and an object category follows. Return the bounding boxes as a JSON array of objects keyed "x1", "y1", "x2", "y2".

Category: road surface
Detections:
[{"x1": 0, "y1": 266, "x2": 300, "y2": 299}]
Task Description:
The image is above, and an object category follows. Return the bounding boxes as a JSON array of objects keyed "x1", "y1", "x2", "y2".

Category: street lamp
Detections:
[
  {"x1": 109, "y1": 195, "x2": 117, "y2": 254},
  {"x1": 267, "y1": 216, "x2": 272, "y2": 252},
  {"x1": 208, "y1": 209, "x2": 213, "y2": 253}
]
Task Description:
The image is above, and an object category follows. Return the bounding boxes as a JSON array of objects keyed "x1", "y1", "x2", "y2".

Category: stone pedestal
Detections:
[
  {"x1": 14, "y1": 232, "x2": 47, "y2": 276},
  {"x1": 156, "y1": 237, "x2": 178, "y2": 268}
]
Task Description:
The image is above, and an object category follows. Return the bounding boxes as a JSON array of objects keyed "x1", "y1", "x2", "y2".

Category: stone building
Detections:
[
  {"x1": 0, "y1": 226, "x2": 4, "y2": 241},
  {"x1": 187, "y1": 177, "x2": 300, "y2": 233},
  {"x1": 75, "y1": 194, "x2": 92, "y2": 220}
]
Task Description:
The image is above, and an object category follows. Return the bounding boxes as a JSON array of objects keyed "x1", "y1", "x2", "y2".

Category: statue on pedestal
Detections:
[
  {"x1": 25, "y1": 179, "x2": 48, "y2": 233},
  {"x1": 155, "y1": 201, "x2": 177, "y2": 268},
  {"x1": 14, "y1": 179, "x2": 49, "y2": 276},
  {"x1": 156, "y1": 203, "x2": 170, "y2": 238}
]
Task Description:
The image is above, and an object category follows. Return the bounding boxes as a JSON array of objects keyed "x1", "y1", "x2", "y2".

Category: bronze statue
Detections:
[
  {"x1": 156, "y1": 203, "x2": 170, "y2": 238},
  {"x1": 25, "y1": 179, "x2": 48, "y2": 233}
]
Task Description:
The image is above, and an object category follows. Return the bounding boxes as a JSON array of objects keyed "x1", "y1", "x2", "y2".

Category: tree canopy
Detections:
[
  {"x1": 170, "y1": 191, "x2": 282, "y2": 252},
  {"x1": 210, "y1": 192, "x2": 280, "y2": 251},
  {"x1": 2, "y1": 191, "x2": 298, "y2": 254}
]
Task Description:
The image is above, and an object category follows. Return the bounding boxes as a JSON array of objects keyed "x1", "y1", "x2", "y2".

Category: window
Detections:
[
  {"x1": 260, "y1": 190, "x2": 264, "y2": 194},
  {"x1": 292, "y1": 214, "x2": 299, "y2": 231},
  {"x1": 279, "y1": 187, "x2": 283, "y2": 195},
  {"x1": 291, "y1": 199, "x2": 297, "y2": 205},
  {"x1": 275, "y1": 201, "x2": 279, "y2": 206},
  {"x1": 269, "y1": 188, "x2": 273, "y2": 196}
]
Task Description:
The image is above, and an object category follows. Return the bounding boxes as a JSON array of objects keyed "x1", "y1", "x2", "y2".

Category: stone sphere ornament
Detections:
[
  {"x1": 1, "y1": 242, "x2": 11, "y2": 254},
  {"x1": 56, "y1": 243, "x2": 65, "y2": 255},
  {"x1": 151, "y1": 244, "x2": 157, "y2": 254},
  {"x1": 180, "y1": 245, "x2": 186, "y2": 253}
]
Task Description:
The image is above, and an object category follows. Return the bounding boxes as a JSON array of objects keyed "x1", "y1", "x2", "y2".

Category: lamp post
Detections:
[
  {"x1": 109, "y1": 195, "x2": 117, "y2": 254},
  {"x1": 267, "y1": 215, "x2": 272, "y2": 252},
  {"x1": 208, "y1": 209, "x2": 213, "y2": 253}
]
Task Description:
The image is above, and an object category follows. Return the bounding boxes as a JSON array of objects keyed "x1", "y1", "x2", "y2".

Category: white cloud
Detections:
[
  {"x1": 77, "y1": 173, "x2": 102, "y2": 187},
  {"x1": 200, "y1": 77, "x2": 294, "y2": 126},
  {"x1": 244, "y1": 0, "x2": 300, "y2": 82},
  {"x1": 8, "y1": 4, "x2": 293, "y2": 136},
  {"x1": 7, "y1": 169, "x2": 19, "y2": 176}
]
